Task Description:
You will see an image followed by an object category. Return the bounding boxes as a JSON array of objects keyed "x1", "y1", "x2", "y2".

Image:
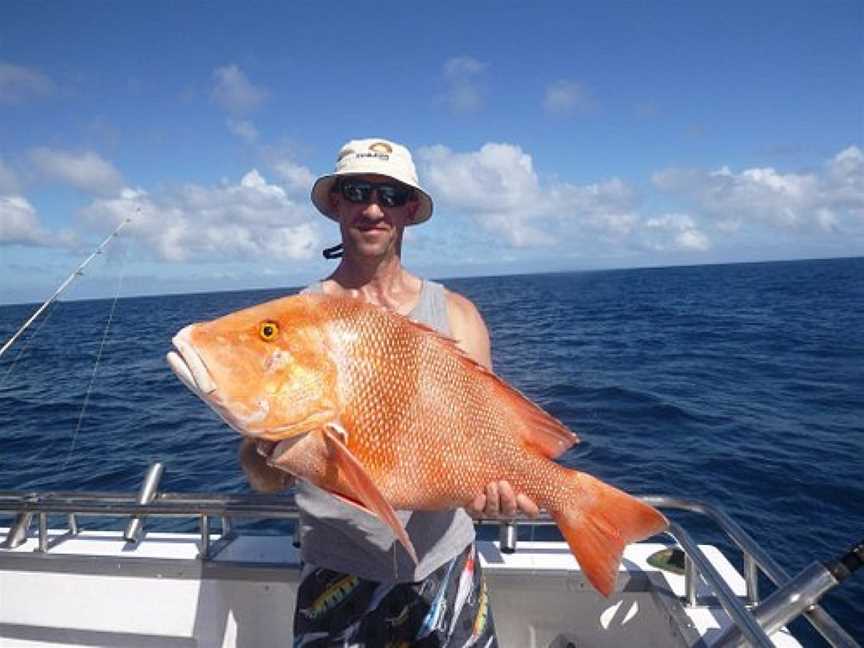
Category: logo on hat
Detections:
[{"x1": 369, "y1": 142, "x2": 393, "y2": 154}]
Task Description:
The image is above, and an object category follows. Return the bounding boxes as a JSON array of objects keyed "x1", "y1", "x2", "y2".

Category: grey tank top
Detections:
[{"x1": 296, "y1": 279, "x2": 476, "y2": 582}]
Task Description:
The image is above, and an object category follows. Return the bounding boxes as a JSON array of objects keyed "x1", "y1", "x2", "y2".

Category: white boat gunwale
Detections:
[{"x1": 0, "y1": 482, "x2": 858, "y2": 647}]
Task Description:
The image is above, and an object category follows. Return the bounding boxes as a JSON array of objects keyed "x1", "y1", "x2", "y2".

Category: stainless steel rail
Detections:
[
  {"x1": 667, "y1": 520, "x2": 773, "y2": 647},
  {"x1": 641, "y1": 496, "x2": 860, "y2": 648},
  {"x1": 0, "y1": 488, "x2": 858, "y2": 647}
]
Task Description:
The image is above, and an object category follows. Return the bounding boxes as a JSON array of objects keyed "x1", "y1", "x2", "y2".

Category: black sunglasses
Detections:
[{"x1": 337, "y1": 179, "x2": 415, "y2": 208}]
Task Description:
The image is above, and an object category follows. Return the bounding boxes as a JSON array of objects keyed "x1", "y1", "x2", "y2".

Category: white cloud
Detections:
[
  {"x1": 822, "y1": 146, "x2": 864, "y2": 218},
  {"x1": 643, "y1": 213, "x2": 711, "y2": 251},
  {"x1": 0, "y1": 196, "x2": 52, "y2": 246},
  {"x1": 544, "y1": 80, "x2": 595, "y2": 115},
  {"x1": 226, "y1": 118, "x2": 259, "y2": 143},
  {"x1": 29, "y1": 148, "x2": 123, "y2": 194},
  {"x1": 653, "y1": 146, "x2": 864, "y2": 233},
  {"x1": 420, "y1": 142, "x2": 864, "y2": 258},
  {"x1": 272, "y1": 159, "x2": 315, "y2": 195},
  {"x1": 82, "y1": 170, "x2": 320, "y2": 262},
  {"x1": 420, "y1": 143, "x2": 539, "y2": 213},
  {"x1": 442, "y1": 56, "x2": 487, "y2": 113},
  {"x1": 418, "y1": 142, "x2": 638, "y2": 247},
  {"x1": 547, "y1": 178, "x2": 637, "y2": 237},
  {"x1": 0, "y1": 62, "x2": 55, "y2": 104},
  {"x1": 211, "y1": 64, "x2": 268, "y2": 113}
]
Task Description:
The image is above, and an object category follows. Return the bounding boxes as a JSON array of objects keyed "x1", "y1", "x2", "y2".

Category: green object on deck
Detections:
[{"x1": 647, "y1": 547, "x2": 686, "y2": 575}]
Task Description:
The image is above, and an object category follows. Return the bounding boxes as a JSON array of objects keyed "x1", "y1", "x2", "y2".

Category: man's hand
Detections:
[
  {"x1": 239, "y1": 439, "x2": 295, "y2": 493},
  {"x1": 465, "y1": 480, "x2": 540, "y2": 519}
]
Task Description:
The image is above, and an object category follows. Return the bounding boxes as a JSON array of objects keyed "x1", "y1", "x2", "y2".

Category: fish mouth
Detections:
[
  {"x1": 166, "y1": 326, "x2": 272, "y2": 438},
  {"x1": 167, "y1": 332, "x2": 241, "y2": 435},
  {"x1": 167, "y1": 325, "x2": 217, "y2": 396}
]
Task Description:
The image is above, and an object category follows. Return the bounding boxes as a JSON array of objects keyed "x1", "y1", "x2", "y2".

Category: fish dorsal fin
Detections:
[
  {"x1": 403, "y1": 317, "x2": 580, "y2": 459},
  {"x1": 506, "y1": 396, "x2": 580, "y2": 458},
  {"x1": 323, "y1": 424, "x2": 418, "y2": 564}
]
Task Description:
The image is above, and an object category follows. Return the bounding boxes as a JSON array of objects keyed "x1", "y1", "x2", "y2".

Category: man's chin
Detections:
[{"x1": 348, "y1": 237, "x2": 396, "y2": 258}]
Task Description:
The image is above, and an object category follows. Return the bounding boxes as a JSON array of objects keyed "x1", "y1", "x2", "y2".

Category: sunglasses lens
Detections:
[
  {"x1": 340, "y1": 181, "x2": 370, "y2": 204},
  {"x1": 339, "y1": 180, "x2": 413, "y2": 207},
  {"x1": 377, "y1": 186, "x2": 404, "y2": 207}
]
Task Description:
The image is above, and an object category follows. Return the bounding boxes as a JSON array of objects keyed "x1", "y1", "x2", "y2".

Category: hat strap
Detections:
[{"x1": 322, "y1": 243, "x2": 344, "y2": 259}]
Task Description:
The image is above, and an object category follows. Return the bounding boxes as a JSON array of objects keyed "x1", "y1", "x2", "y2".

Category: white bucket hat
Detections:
[{"x1": 311, "y1": 138, "x2": 433, "y2": 225}]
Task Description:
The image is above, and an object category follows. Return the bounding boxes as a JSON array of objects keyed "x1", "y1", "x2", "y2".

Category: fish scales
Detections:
[
  {"x1": 330, "y1": 298, "x2": 528, "y2": 507},
  {"x1": 167, "y1": 293, "x2": 668, "y2": 596}
]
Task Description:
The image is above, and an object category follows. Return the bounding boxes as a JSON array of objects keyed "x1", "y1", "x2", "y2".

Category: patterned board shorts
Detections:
[{"x1": 293, "y1": 543, "x2": 497, "y2": 647}]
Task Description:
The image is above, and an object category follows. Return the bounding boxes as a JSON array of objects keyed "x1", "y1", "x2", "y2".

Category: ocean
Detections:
[{"x1": 1, "y1": 257, "x2": 862, "y2": 644}]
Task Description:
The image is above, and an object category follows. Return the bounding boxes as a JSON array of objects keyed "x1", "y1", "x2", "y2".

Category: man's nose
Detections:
[{"x1": 361, "y1": 197, "x2": 385, "y2": 218}]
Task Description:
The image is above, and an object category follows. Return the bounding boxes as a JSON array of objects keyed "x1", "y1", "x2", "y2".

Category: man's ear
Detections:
[{"x1": 405, "y1": 199, "x2": 419, "y2": 222}]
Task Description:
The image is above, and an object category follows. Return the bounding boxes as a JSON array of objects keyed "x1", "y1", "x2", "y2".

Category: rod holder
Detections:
[
  {"x1": 1, "y1": 512, "x2": 32, "y2": 549},
  {"x1": 712, "y1": 562, "x2": 842, "y2": 648},
  {"x1": 499, "y1": 520, "x2": 518, "y2": 554},
  {"x1": 292, "y1": 523, "x2": 301, "y2": 549},
  {"x1": 221, "y1": 516, "x2": 233, "y2": 536},
  {"x1": 744, "y1": 553, "x2": 759, "y2": 605},
  {"x1": 199, "y1": 514, "x2": 210, "y2": 559},
  {"x1": 684, "y1": 553, "x2": 698, "y2": 607},
  {"x1": 38, "y1": 513, "x2": 48, "y2": 552},
  {"x1": 123, "y1": 462, "x2": 164, "y2": 544}
]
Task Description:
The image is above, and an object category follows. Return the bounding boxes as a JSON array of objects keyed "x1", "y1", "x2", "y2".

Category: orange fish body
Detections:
[{"x1": 167, "y1": 293, "x2": 668, "y2": 596}]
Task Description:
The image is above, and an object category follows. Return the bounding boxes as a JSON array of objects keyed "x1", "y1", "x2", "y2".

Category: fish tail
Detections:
[{"x1": 549, "y1": 470, "x2": 668, "y2": 597}]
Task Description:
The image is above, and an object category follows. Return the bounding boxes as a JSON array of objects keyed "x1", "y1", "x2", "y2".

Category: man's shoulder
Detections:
[
  {"x1": 442, "y1": 287, "x2": 491, "y2": 367},
  {"x1": 443, "y1": 287, "x2": 489, "y2": 337},
  {"x1": 300, "y1": 280, "x2": 325, "y2": 295},
  {"x1": 443, "y1": 288, "x2": 481, "y2": 319}
]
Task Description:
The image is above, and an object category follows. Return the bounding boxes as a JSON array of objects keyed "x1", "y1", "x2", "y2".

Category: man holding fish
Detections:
[
  {"x1": 241, "y1": 138, "x2": 534, "y2": 645},
  {"x1": 168, "y1": 138, "x2": 667, "y2": 646}
]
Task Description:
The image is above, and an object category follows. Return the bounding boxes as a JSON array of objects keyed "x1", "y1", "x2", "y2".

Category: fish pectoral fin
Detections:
[
  {"x1": 328, "y1": 492, "x2": 377, "y2": 515},
  {"x1": 322, "y1": 423, "x2": 419, "y2": 564}
]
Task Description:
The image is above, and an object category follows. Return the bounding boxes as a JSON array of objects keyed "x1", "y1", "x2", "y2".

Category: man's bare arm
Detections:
[
  {"x1": 445, "y1": 289, "x2": 540, "y2": 519},
  {"x1": 445, "y1": 290, "x2": 493, "y2": 369}
]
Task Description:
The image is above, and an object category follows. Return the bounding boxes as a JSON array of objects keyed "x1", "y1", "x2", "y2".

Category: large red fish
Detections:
[{"x1": 167, "y1": 293, "x2": 667, "y2": 596}]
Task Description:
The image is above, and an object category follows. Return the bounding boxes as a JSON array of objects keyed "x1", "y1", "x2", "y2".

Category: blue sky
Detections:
[{"x1": 1, "y1": 0, "x2": 862, "y2": 304}]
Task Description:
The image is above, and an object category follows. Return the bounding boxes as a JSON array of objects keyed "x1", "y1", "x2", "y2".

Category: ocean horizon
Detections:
[{"x1": 3, "y1": 253, "x2": 862, "y2": 308}]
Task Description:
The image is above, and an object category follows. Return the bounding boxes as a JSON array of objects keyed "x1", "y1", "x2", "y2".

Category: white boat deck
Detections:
[{"x1": 0, "y1": 526, "x2": 801, "y2": 647}]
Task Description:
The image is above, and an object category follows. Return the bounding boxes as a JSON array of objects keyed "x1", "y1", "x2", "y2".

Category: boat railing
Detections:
[{"x1": 0, "y1": 466, "x2": 858, "y2": 648}]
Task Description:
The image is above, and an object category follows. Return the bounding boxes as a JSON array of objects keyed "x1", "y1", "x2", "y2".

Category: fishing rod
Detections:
[{"x1": 0, "y1": 218, "x2": 131, "y2": 360}]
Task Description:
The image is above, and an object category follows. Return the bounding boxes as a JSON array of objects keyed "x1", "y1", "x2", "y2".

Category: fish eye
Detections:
[{"x1": 258, "y1": 321, "x2": 279, "y2": 342}]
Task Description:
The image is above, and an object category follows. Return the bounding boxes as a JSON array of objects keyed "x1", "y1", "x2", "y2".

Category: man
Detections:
[{"x1": 241, "y1": 138, "x2": 538, "y2": 646}]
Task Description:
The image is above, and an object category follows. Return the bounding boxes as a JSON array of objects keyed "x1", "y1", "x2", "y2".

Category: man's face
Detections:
[{"x1": 330, "y1": 174, "x2": 419, "y2": 259}]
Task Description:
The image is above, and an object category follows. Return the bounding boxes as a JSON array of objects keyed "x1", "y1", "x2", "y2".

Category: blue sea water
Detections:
[{"x1": 1, "y1": 257, "x2": 862, "y2": 644}]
